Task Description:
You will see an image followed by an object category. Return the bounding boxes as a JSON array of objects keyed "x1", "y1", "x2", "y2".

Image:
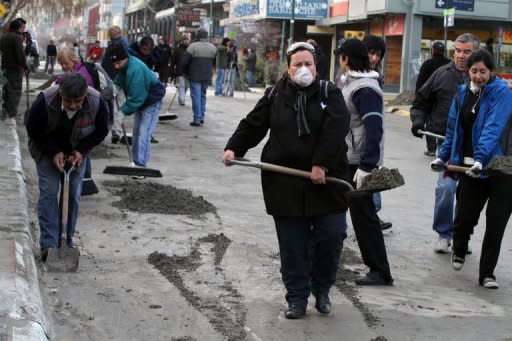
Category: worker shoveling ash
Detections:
[{"x1": 103, "y1": 180, "x2": 217, "y2": 216}]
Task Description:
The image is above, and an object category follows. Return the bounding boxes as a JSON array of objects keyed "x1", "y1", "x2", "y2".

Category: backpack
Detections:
[
  {"x1": 267, "y1": 79, "x2": 330, "y2": 104},
  {"x1": 83, "y1": 61, "x2": 114, "y2": 101}
]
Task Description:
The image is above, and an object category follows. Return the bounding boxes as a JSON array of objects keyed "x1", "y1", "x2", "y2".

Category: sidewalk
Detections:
[{"x1": 0, "y1": 117, "x2": 49, "y2": 340}]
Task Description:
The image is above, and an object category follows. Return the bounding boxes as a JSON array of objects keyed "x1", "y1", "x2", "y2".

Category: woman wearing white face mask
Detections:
[
  {"x1": 433, "y1": 49, "x2": 512, "y2": 289},
  {"x1": 221, "y1": 42, "x2": 350, "y2": 319}
]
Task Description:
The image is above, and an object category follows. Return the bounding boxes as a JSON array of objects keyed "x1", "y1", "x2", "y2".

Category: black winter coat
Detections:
[
  {"x1": 411, "y1": 62, "x2": 466, "y2": 135},
  {"x1": 415, "y1": 55, "x2": 451, "y2": 91},
  {"x1": 225, "y1": 76, "x2": 350, "y2": 217}
]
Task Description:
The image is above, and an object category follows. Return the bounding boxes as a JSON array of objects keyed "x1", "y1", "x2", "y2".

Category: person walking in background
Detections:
[
  {"x1": 0, "y1": 18, "x2": 29, "y2": 119},
  {"x1": 307, "y1": 39, "x2": 327, "y2": 80},
  {"x1": 26, "y1": 73, "x2": 109, "y2": 260},
  {"x1": 222, "y1": 42, "x2": 350, "y2": 319},
  {"x1": 432, "y1": 49, "x2": 512, "y2": 289},
  {"x1": 45, "y1": 40, "x2": 57, "y2": 74},
  {"x1": 110, "y1": 46, "x2": 165, "y2": 169},
  {"x1": 215, "y1": 37, "x2": 230, "y2": 96},
  {"x1": 410, "y1": 33, "x2": 480, "y2": 254},
  {"x1": 101, "y1": 25, "x2": 129, "y2": 81},
  {"x1": 156, "y1": 36, "x2": 173, "y2": 87},
  {"x1": 181, "y1": 29, "x2": 216, "y2": 126},
  {"x1": 336, "y1": 38, "x2": 393, "y2": 286},
  {"x1": 73, "y1": 42, "x2": 81, "y2": 58},
  {"x1": 87, "y1": 40, "x2": 103, "y2": 63},
  {"x1": 172, "y1": 37, "x2": 190, "y2": 106},
  {"x1": 244, "y1": 48, "x2": 257, "y2": 87},
  {"x1": 415, "y1": 41, "x2": 452, "y2": 156},
  {"x1": 128, "y1": 36, "x2": 158, "y2": 71}
]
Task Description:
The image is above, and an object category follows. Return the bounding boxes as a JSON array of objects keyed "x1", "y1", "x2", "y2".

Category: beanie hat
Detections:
[
  {"x1": 110, "y1": 45, "x2": 128, "y2": 63},
  {"x1": 432, "y1": 41, "x2": 445, "y2": 55},
  {"x1": 334, "y1": 38, "x2": 368, "y2": 59},
  {"x1": 362, "y1": 35, "x2": 386, "y2": 59}
]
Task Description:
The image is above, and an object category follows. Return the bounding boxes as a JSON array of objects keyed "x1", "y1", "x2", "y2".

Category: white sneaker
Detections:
[
  {"x1": 482, "y1": 277, "x2": 499, "y2": 289},
  {"x1": 434, "y1": 237, "x2": 451, "y2": 254},
  {"x1": 451, "y1": 254, "x2": 465, "y2": 271}
]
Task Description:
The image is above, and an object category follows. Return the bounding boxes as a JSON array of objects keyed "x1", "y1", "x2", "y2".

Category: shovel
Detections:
[
  {"x1": 431, "y1": 156, "x2": 512, "y2": 177},
  {"x1": 46, "y1": 163, "x2": 80, "y2": 272},
  {"x1": 226, "y1": 158, "x2": 405, "y2": 196},
  {"x1": 418, "y1": 129, "x2": 445, "y2": 141}
]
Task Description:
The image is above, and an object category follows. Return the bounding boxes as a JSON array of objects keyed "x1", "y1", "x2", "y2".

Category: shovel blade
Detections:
[{"x1": 45, "y1": 246, "x2": 80, "y2": 272}]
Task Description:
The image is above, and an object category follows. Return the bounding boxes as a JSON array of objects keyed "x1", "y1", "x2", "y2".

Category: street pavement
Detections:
[{"x1": 2, "y1": 74, "x2": 512, "y2": 340}]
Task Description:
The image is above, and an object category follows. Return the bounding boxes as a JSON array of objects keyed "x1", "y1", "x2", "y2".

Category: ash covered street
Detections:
[{"x1": 16, "y1": 84, "x2": 512, "y2": 340}]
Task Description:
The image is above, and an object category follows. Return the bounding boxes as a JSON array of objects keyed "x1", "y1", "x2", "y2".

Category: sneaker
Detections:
[
  {"x1": 451, "y1": 254, "x2": 465, "y2": 271},
  {"x1": 190, "y1": 121, "x2": 201, "y2": 127},
  {"x1": 482, "y1": 277, "x2": 499, "y2": 289},
  {"x1": 379, "y1": 219, "x2": 392, "y2": 230},
  {"x1": 434, "y1": 237, "x2": 451, "y2": 254}
]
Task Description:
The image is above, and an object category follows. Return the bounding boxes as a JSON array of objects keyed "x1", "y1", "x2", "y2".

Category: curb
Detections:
[{"x1": 0, "y1": 118, "x2": 49, "y2": 340}]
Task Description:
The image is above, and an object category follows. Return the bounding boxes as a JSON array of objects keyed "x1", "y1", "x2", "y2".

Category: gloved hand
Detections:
[
  {"x1": 430, "y1": 158, "x2": 446, "y2": 172},
  {"x1": 466, "y1": 161, "x2": 482, "y2": 178},
  {"x1": 411, "y1": 123, "x2": 424, "y2": 138},
  {"x1": 353, "y1": 168, "x2": 371, "y2": 189}
]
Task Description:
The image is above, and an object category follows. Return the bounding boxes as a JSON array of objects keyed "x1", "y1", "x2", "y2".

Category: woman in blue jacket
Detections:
[{"x1": 431, "y1": 49, "x2": 512, "y2": 289}]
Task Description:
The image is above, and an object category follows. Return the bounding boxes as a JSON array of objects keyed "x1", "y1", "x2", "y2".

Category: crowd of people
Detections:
[{"x1": 1, "y1": 17, "x2": 512, "y2": 321}]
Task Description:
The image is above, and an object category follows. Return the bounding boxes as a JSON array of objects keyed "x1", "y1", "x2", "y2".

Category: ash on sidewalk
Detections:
[{"x1": 0, "y1": 117, "x2": 49, "y2": 340}]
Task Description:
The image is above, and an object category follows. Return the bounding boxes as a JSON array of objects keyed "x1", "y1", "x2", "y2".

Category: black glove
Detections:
[{"x1": 411, "y1": 123, "x2": 424, "y2": 138}]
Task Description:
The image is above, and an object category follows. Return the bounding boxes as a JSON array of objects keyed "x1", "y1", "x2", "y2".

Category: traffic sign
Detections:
[
  {"x1": 435, "y1": 0, "x2": 474, "y2": 12},
  {"x1": 443, "y1": 8, "x2": 455, "y2": 27}
]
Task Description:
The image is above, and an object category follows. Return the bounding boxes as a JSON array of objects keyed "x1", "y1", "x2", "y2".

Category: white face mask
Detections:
[
  {"x1": 292, "y1": 66, "x2": 314, "y2": 87},
  {"x1": 469, "y1": 81, "x2": 481, "y2": 94}
]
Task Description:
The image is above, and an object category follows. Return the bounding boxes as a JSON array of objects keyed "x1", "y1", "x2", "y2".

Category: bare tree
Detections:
[{"x1": 3, "y1": 0, "x2": 30, "y2": 24}]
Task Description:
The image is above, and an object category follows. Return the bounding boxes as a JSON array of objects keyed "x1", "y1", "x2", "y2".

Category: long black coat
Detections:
[
  {"x1": 226, "y1": 76, "x2": 350, "y2": 216},
  {"x1": 415, "y1": 54, "x2": 451, "y2": 91}
]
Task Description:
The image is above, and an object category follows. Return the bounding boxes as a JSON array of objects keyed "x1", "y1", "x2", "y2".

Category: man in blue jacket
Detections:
[
  {"x1": 181, "y1": 29, "x2": 217, "y2": 126},
  {"x1": 111, "y1": 46, "x2": 165, "y2": 169}
]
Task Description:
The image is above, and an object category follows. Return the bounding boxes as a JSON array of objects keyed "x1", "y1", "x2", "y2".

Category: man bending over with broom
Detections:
[{"x1": 26, "y1": 73, "x2": 109, "y2": 261}]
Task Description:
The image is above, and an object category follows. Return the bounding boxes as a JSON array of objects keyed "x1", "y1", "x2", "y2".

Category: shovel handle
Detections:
[
  {"x1": 431, "y1": 163, "x2": 471, "y2": 173},
  {"x1": 418, "y1": 129, "x2": 445, "y2": 140},
  {"x1": 121, "y1": 122, "x2": 133, "y2": 164},
  {"x1": 226, "y1": 159, "x2": 354, "y2": 191}
]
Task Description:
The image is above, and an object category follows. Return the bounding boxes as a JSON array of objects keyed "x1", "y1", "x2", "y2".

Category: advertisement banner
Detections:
[{"x1": 266, "y1": 0, "x2": 328, "y2": 20}]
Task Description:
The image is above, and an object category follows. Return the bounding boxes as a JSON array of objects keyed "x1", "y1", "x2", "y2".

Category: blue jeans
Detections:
[
  {"x1": 246, "y1": 70, "x2": 254, "y2": 87},
  {"x1": 189, "y1": 81, "x2": 208, "y2": 124},
  {"x1": 36, "y1": 157, "x2": 86, "y2": 248},
  {"x1": 433, "y1": 173, "x2": 457, "y2": 239},
  {"x1": 176, "y1": 76, "x2": 188, "y2": 105},
  {"x1": 215, "y1": 69, "x2": 225, "y2": 95},
  {"x1": 132, "y1": 101, "x2": 162, "y2": 167},
  {"x1": 273, "y1": 212, "x2": 347, "y2": 308}
]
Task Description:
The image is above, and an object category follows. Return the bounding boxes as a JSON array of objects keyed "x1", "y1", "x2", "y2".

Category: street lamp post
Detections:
[{"x1": 288, "y1": 0, "x2": 295, "y2": 45}]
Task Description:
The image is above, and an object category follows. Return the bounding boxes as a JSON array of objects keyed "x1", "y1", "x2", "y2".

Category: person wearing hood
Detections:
[
  {"x1": 222, "y1": 42, "x2": 350, "y2": 319},
  {"x1": 432, "y1": 49, "x2": 512, "y2": 289},
  {"x1": 336, "y1": 38, "x2": 393, "y2": 286}
]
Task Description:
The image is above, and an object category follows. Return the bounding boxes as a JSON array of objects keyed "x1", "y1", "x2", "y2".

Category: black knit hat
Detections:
[
  {"x1": 362, "y1": 35, "x2": 386, "y2": 59},
  {"x1": 334, "y1": 38, "x2": 368, "y2": 59},
  {"x1": 109, "y1": 45, "x2": 128, "y2": 63},
  {"x1": 432, "y1": 41, "x2": 445, "y2": 53}
]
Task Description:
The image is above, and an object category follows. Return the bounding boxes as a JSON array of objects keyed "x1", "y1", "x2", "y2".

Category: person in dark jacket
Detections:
[
  {"x1": 0, "y1": 18, "x2": 28, "y2": 119},
  {"x1": 45, "y1": 40, "x2": 57, "y2": 74},
  {"x1": 244, "y1": 48, "x2": 257, "y2": 87},
  {"x1": 415, "y1": 41, "x2": 452, "y2": 155},
  {"x1": 181, "y1": 29, "x2": 217, "y2": 126},
  {"x1": 156, "y1": 36, "x2": 172, "y2": 86},
  {"x1": 222, "y1": 42, "x2": 350, "y2": 319},
  {"x1": 26, "y1": 73, "x2": 109, "y2": 260},
  {"x1": 172, "y1": 38, "x2": 189, "y2": 105},
  {"x1": 128, "y1": 36, "x2": 158, "y2": 71},
  {"x1": 101, "y1": 25, "x2": 129, "y2": 80},
  {"x1": 215, "y1": 37, "x2": 230, "y2": 95},
  {"x1": 410, "y1": 33, "x2": 480, "y2": 254},
  {"x1": 432, "y1": 50, "x2": 512, "y2": 289},
  {"x1": 337, "y1": 38, "x2": 393, "y2": 286}
]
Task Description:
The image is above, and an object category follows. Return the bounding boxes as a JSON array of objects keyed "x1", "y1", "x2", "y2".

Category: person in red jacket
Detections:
[{"x1": 87, "y1": 40, "x2": 103, "y2": 63}]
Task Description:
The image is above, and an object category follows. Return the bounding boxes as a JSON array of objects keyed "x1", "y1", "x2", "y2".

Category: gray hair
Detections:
[
  {"x1": 455, "y1": 33, "x2": 480, "y2": 51},
  {"x1": 59, "y1": 73, "x2": 88, "y2": 99}
]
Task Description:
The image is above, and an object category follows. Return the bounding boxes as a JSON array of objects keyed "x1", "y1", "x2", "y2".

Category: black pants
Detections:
[
  {"x1": 273, "y1": 213, "x2": 347, "y2": 308},
  {"x1": 453, "y1": 175, "x2": 512, "y2": 283},
  {"x1": 348, "y1": 166, "x2": 392, "y2": 281},
  {"x1": 2, "y1": 71, "x2": 23, "y2": 118}
]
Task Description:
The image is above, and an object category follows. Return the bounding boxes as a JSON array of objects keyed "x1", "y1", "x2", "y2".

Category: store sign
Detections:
[
  {"x1": 266, "y1": 0, "x2": 328, "y2": 20},
  {"x1": 384, "y1": 14, "x2": 404, "y2": 36},
  {"x1": 435, "y1": 0, "x2": 474, "y2": 12},
  {"x1": 330, "y1": 0, "x2": 348, "y2": 18},
  {"x1": 232, "y1": 0, "x2": 260, "y2": 18}
]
